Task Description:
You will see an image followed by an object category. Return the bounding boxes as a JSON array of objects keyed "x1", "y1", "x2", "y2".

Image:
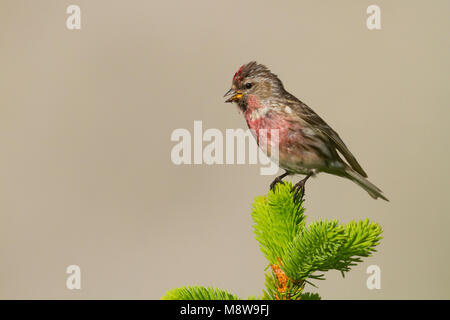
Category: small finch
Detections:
[{"x1": 224, "y1": 62, "x2": 388, "y2": 201}]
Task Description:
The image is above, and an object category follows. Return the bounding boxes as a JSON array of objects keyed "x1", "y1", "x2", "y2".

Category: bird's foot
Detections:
[
  {"x1": 291, "y1": 180, "x2": 306, "y2": 203},
  {"x1": 270, "y1": 177, "x2": 285, "y2": 191},
  {"x1": 269, "y1": 171, "x2": 290, "y2": 191},
  {"x1": 291, "y1": 172, "x2": 313, "y2": 203}
]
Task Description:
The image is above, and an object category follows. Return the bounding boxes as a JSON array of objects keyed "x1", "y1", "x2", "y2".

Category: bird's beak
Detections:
[{"x1": 224, "y1": 88, "x2": 243, "y2": 103}]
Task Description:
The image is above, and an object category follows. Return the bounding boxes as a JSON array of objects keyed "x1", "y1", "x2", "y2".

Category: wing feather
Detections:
[{"x1": 287, "y1": 98, "x2": 368, "y2": 177}]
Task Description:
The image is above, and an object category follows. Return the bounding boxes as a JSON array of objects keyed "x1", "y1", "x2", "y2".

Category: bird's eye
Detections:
[{"x1": 245, "y1": 83, "x2": 252, "y2": 89}]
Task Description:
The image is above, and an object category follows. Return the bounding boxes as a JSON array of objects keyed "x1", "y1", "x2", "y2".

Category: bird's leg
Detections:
[
  {"x1": 270, "y1": 171, "x2": 290, "y2": 191},
  {"x1": 292, "y1": 171, "x2": 314, "y2": 202}
]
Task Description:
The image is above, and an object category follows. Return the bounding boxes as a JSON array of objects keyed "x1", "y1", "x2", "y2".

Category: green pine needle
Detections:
[
  {"x1": 253, "y1": 183, "x2": 383, "y2": 283},
  {"x1": 300, "y1": 292, "x2": 321, "y2": 300},
  {"x1": 251, "y1": 182, "x2": 306, "y2": 264},
  {"x1": 162, "y1": 286, "x2": 240, "y2": 300}
]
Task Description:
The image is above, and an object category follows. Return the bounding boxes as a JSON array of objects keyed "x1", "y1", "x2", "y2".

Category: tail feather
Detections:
[{"x1": 344, "y1": 167, "x2": 389, "y2": 201}]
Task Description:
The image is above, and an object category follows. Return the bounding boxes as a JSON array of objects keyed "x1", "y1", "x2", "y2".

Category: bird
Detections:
[{"x1": 224, "y1": 62, "x2": 388, "y2": 201}]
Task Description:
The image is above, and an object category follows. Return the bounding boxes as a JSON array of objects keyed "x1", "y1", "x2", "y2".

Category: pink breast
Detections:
[
  {"x1": 244, "y1": 97, "x2": 290, "y2": 151},
  {"x1": 243, "y1": 95, "x2": 310, "y2": 160}
]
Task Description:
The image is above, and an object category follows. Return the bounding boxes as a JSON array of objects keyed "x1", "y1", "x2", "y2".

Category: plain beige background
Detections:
[{"x1": 1, "y1": 0, "x2": 449, "y2": 299}]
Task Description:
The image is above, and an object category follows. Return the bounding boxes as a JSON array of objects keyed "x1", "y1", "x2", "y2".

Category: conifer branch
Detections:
[
  {"x1": 162, "y1": 182, "x2": 382, "y2": 300},
  {"x1": 162, "y1": 286, "x2": 239, "y2": 300}
]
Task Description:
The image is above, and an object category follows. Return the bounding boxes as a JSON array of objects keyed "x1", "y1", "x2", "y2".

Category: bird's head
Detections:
[{"x1": 224, "y1": 62, "x2": 284, "y2": 111}]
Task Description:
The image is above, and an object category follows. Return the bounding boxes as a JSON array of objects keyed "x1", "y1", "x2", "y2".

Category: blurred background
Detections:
[{"x1": 1, "y1": 0, "x2": 449, "y2": 299}]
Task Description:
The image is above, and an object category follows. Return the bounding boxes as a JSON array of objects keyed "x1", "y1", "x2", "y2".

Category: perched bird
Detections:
[{"x1": 224, "y1": 62, "x2": 388, "y2": 201}]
